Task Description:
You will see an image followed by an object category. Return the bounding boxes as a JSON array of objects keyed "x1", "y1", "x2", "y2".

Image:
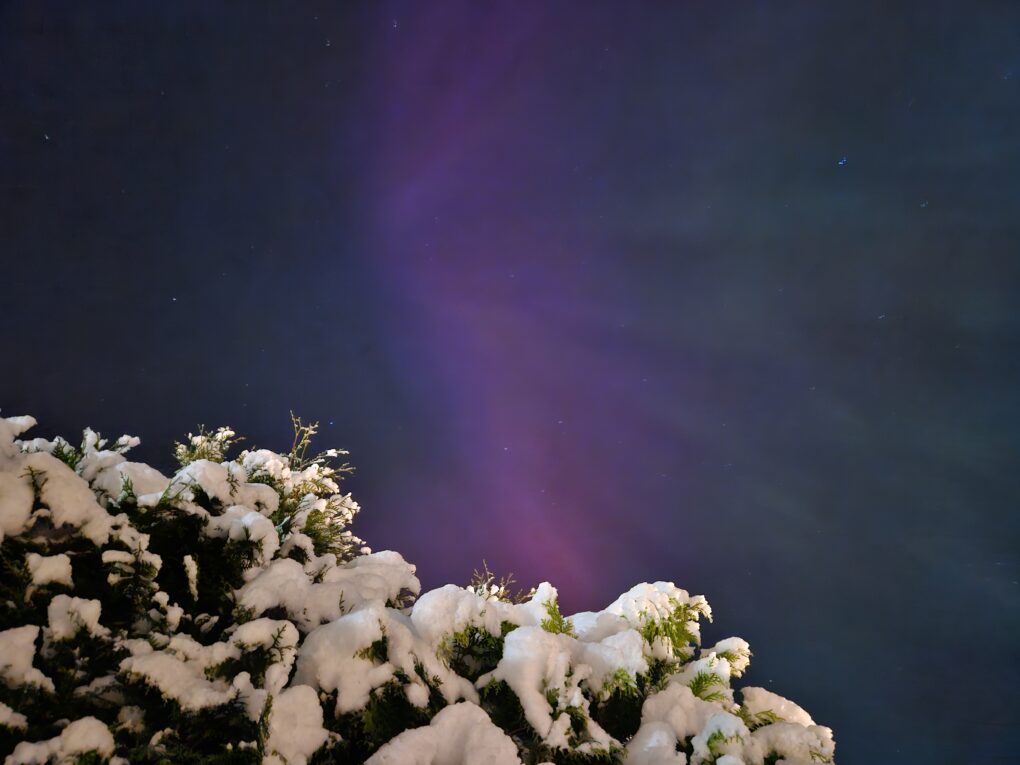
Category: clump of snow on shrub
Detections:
[
  {"x1": 6, "y1": 717, "x2": 114, "y2": 764},
  {"x1": 0, "y1": 412, "x2": 835, "y2": 764},
  {"x1": 366, "y1": 702, "x2": 522, "y2": 764}
]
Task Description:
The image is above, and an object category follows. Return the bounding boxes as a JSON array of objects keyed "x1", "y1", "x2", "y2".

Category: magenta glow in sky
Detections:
[{"x1": 3, "y1": 2, "x2": 1019, "y2": 761}]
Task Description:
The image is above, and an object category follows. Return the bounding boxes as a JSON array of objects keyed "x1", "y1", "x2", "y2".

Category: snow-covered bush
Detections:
[{"x1": 0, "y1": 413, "x2": 835, "y2": 764}]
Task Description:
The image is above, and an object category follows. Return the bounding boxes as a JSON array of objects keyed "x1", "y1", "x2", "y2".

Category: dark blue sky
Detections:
[{"x1": 3, "y1": 2, "x2": 1019, "y2": 761}]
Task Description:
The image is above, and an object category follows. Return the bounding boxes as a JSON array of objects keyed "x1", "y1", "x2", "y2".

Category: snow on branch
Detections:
[{"x1": 0, "y1": 413, "x2": 835, "y2": 764}]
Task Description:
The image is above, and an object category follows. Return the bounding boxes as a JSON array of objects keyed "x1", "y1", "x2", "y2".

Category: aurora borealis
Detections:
[{"x1": 2, "y1": 2, "x2": 1018, "y2": 761}]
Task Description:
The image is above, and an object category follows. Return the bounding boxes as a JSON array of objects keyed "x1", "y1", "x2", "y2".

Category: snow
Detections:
[
  {"x1": 2, "y1": 416, "x2": 37, "y2": 440},
  {"x1": 604, "y1": 582, "x2": 708, "y2": 628},
  {"x1": 410, "y1": 584, "x2": 498, "y2": 645},
  {"x1": 0, "y1": 419, "x2": 39, "y2": 542},
  {"x1": 0, "y1": 412, "x2": 835, "y2": 763},
  {"x1": 239, "y1": 449, "x2": 344, "y2": 510},
  {"x1": 6, "y1": 716, "x2": 114, "y2": 764},
  {"x1": 689, "y1": 712, "x2": 748, "y2": 764},
  {"x1": 576, "y1": 628, "x2": 648, "y2": 697},
  {"x1": 25, "y1": 553, "x2": 73, "y2": 588},
  {"x1": 703, "y1": 637, "x2": 751, "y2": 677},
  {"x1": 264, "y1": 685, "x2": 330, "y2": 765},
  {"x1": 47, "y1": 594, "x2": 109, "y2": 641},
  {"x1": 116, "y1": 706, "x2": 145, "y2": 734},
  {"x1": 409, "y1": 581, "x2": 559, "y2": 648},
  {"x1": 92, "y1": 460, "x2": 170, "y2": 501},
  {"x1": 669, "y1": 654, "x2": 735, "y2": 706},
  {"x1": 119, "y1": 643, "x2": 238, "y2": 712},
  {"x1": 568, "y1": 610, "x2": 632, "y2": 643},
  {"x1": 0, "y1": 463, "x2": 33, "y2": 543},
  {"x1": 326, "y1": 550, "x2": 421, "y2": 603},
  {"x1": 476, "y1": 626, "x2": 615, "y2": 752},
  {"x1": 293, "y1": 605, "x2": 393, "y2": 714},
  {"x1": 206, "y1": 505, "x2": 280, "y2": 566},
  {"x1": 4, "y1": 449, "x2": 116, "y2": 545},
  {"x1": 0, "y1": 626, "x2": 54, "y2": 692},
  {"x1": 101, "y1": 534, "x2": 162, "y2": 593},
  {"x1": 405, "y1": 681, "x2": 430, "y2": 707},
  {"x1": 236, "y1": 558, "x2": 339, "y2": 629},
  {"x1": 75, "y1": 445, "x2": 131, "y2": 484},
  {"x1": 294, "y1": 602, "x2": 476, "y2": 715},
  {"x1": 153, "y1": 591, "x2": 184, "y2": 631},
  {"x1": 171, "y1": 459, "x2": 238, "y2": 507},
  {"x1": 171, "y1": 457, "x2": 280, "y2": 516},
  {"x1": 571, "y1": 582, "x2": 710, "y2": 661},
  {"x1": 239, "y1": 550, "x2": 420, "y2": 630},
  {"x1": 239, "y1": 449, "x2": 292, "y2": 484},
  {"x1": 366, "y1": 702, "x2": 522, "y2": 765},
  {"x1": 292, "y1": 494, "x2": 359, "y2": 534},
  {"x1": 749, "y1": 720, "x2": 835, "y2": 764},
  {"x1": 637, "y1": 683, "x2": 719, "y2": 743},
  {"x1": 624, "y1": 722, "x2": 686, "y2": 765},
  {"x1": 232, "y1": 618, "x2": 299, "y2": 694},
  {"x1": 411, "y1": 584, "x2": 516, "y2": 646},
  {"x1": 0, "y1": 701, "x2": 27, "y2": 732},
  {"x1": 740, "y1": 686, "x2": 814, "y2": 727},
  {"x1": 183, "y1": 554, "x2": 199, "y2": 599},
  {"x1": 119, "y1": 619, "x2": 302, "y2": 716}
]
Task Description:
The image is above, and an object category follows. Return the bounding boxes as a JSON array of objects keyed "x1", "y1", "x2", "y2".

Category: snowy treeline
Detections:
[{"x1": 0, "y1": 414, "x2": 834, "y2": 764}]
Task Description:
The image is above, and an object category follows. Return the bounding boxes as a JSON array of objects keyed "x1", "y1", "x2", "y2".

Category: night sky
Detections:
[{"x1": 3, "y1": 2, "x2": 1019, "y2": 761}]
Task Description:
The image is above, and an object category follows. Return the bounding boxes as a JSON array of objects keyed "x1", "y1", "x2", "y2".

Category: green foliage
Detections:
[
  {"x1": 479, "y1": 680, "x2": 623, "y2": 765},
  {"x1": 249, "y1": 414, "x2": 362, "y2": 562},
  {"x1": 706, "y1": 728, "x2": 742, "y2": 758},
  {"x1": 0, "y1": 539, "x2": 34, "y2": 631},
  {"x1": 602, "y1": 668, "x2": 638, "y2": 699},
  {"x1": 716, "y1": 645, "x2": 751, "y2": 674},
  {"x1": 207, "y1": 627, "x2": 291, "y2": 687},
  {"x1": 356, "y1": 635, "x2": 390, "y2": 665},
  {"x1": 100, "y1": 549, "x2": 162, "y2": 634},
  {"x1": 540, "y1": 598, "x2": 575, "y2": 636},
  {"x1": 255, "y1": 695, "x2": 272, "y2": 761},
  {"x1": 73, "y1": 753, "x2": 107, "y2": 765},
  {"x1": 50, "y1": 437, "x2": 85, "y2": 471},
  {"x1": 48, "y1": 429, "x2": 136, "y2": 474},
  {"x1": 757, "y1": 738, "x2": 833, "y2": 765},
  {"x1": 564, "y1": 704, "x2": 590, "y2": 746},
  {"x1": 115, "y1": 498, "x2": 252, "y2": 641},
  {"x1": 480, "y1": 680, "x2": 545, "y2": 762},
  {"x1": 360, "y1": 680, "x2": 434, "y2": 745},
  {"x1": 441, "y1": 621, "x2": 517, "y2": 682},
  {"x1": 688, "y1": 671, "x2": 728, "y2": 703},
  {"x1": 121, "y1": 689, "x2": 261, "y2": 765},
  {"x1": 299, "y1": 506, "x2": 350, "y2": 559},
  {"x1": 737, "y1": 706, "x2": 783, "y2": 731},
  {"x1": 173, "y1": 426, "x2": 242, "y2": 467},
  {"x1": 468, "y1": 561, "x2": 534, "y2": 604},
  {"x1": 590, "y1": 669, "x2": 642, "y2": 741},
  {"x1": 639, "y1": 599, "x2": 708, "y2": 660},
  {"x1": 22, "y1": 465, "x2": 47, "y2": 501},
  {"x1": 630, "y1": 658, "x2": 673, "y2": 698},
  {"x1": 318, "y1": 628, "x2": 450, "y2": 761},
  {"x1": 321, "y1": 680, "x2": 441, "y2": 763}
]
